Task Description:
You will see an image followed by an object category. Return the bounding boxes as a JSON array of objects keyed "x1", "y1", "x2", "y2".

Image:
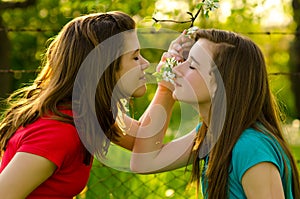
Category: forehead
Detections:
[
  {"x1": 123, "y1": 31, "x2": 140, "y2": 53},
  {"x1": 189, "y1": 39, "x2": 214, "y2": 59},
  {"x1": 188, "y1": 39, "x2": 215, "y2": 67}
]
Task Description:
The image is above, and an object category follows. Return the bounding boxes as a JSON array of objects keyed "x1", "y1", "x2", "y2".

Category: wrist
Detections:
[{"x1": 157, "y1": 82, "x2": 174, "y2": 94}]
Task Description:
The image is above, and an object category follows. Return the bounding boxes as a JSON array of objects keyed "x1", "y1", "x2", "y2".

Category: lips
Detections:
[
  {"x1": 139, "y1": 75, "x2": 146, "y2": 80},
  {"x1": 174, "y1": 80, "x2": 182, "y2": 87}
]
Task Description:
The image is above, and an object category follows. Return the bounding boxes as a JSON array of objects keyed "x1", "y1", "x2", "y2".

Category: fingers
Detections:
[
  {"x1": 156, "y1": 55, "x2": 175, "y2": 92},
  {"x1": 158, "y1": 29, "x2": 195, "y2": 71},
  {"x1": 167, "y1": 30, "x2": 195, "y2": 61},
  {"x1": 173, "y1": 42, "x2": 183, "y2": 52},
  {"x1": 160, "y1": 52, "x2": 173, "y2": 62},
  {"x1": 157, "y1": 52, "x2": 171, "y2": 72},
  {"x1": 181, "y1": 41, "x2": 194, "y2": 60},
  {"x1": 156, "y1": 60, "x2": 165, "y2": 72},
  {"x1": 158, "y1": 81, "x2": 175, "y2": 92},
  {"x1": 181, "y1": 41, "x2": 194, "y2": 50},
  {"x1": 168, "y1": 41, "x2": 184, "y2": 61},
  {"x1": 157, "y1": 51, "x2": 177, "y2": 72},
  {"x1": 168, "y1": 50, "x2": 182, "y2": 61}
]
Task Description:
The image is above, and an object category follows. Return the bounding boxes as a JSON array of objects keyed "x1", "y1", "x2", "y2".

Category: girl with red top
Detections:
[{"x1": 0, "y1": 11, "x2": 152, "y2": 198}]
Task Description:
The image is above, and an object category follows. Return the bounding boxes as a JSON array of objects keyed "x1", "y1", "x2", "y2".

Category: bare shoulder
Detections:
[{"x1": 242, "y1": 162, "x2": 284, "y2": 199}]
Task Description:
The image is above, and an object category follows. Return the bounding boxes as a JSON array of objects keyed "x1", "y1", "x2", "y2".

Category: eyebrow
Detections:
[
  {"x1": 131, "y1": 49, "x2": 140, "y2": 55},
  {"x1": 190, "y1": 56, "x2": 200, "y2": 66}
]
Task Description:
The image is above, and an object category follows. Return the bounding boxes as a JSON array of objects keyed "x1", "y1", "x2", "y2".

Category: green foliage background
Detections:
[
  {"x1": 1, "y1": 0, "x2": 299, "y2": 198},
  {"x1": 1, "y1": 0, "x2": 297, "y2": 118}
]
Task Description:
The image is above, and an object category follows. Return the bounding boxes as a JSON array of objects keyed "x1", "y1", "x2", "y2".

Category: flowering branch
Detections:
[
  {"x1": 152, "y1": 27, "x2": 199, "y2": 83},
  {"x1": 151, "y1": 18, "x2": 192, "y2": 25},
  {"x1": 152, "y1": 0, "x2": 219, "y2": 28},
  {"x1": 153, "y1": 57, "x2": 178, "y2": 83},
  {"x1": 152, "y1": 0, "x2": 219, "y2": 84}
]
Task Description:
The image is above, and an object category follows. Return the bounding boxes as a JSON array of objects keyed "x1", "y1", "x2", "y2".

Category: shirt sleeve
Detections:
[
  {"x1": 17, "y1": 119, "x2": 80, "y2": 170},
  {"x1": 231, "y1": 129, "x2": 284, "y2": 183}
]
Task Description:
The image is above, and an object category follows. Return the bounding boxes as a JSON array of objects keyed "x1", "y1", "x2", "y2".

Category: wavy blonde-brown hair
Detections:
[
  {"x1": 0, "y1": 11, "x2": 135, "y2": 163},
  {"x1": 190, "y1": 29, "x2": 300, "y2": 198}
]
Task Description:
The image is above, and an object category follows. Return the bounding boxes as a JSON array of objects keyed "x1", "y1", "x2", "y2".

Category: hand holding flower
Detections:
[{"x1": 154, "y1": 27, "x2": 199, "y2": 86}]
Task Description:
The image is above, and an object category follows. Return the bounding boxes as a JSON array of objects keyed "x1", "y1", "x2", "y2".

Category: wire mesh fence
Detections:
[
  {"x1": 76, "y1": 157, "x2": 300, "y2": 199},
  {"x1": 75, "y1": 159, "x2": 197, "y2": 199},
  {"x1": 76, "y1": 143, "x2": 300, "y2": 199},
  {"x1": 1, "y1": 28, "x2": 300, "y2": 199},
  {"x1": 74, "y1": 122, "x2": 300, "y2": 199}
]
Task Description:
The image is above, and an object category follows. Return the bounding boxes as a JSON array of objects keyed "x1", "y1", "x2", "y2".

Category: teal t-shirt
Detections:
[{"x1": 198, "y1": 126, "x2": 293, "y2": 199}]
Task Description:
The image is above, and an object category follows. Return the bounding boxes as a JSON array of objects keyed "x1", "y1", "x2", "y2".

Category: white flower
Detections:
[
  {"x1": 203, "y1": 0, "x2": 219, "y2": 11},
  {"x1": 153, "y1": 57, "x2": 179, "y2": 84},
  {"x1": 163, "y1": 71, "x2": 176, "y2": 83},
  {"x1": 186, "y1": 26, "x2": 199, "y2": 39},
  {"x1": 202, "y1": 0, "x2": 219, "y2": 17}
]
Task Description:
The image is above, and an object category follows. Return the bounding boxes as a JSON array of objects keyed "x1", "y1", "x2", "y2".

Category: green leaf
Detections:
[
  {"x1": 196, "y1": 2, "x2": 204, "y2": 9},
  {"x1": 153, "y1": 22, "x2": 162, "y2": 32},
  {"x1": 205, "y1": 12, "x2": 210, "y2": 18},
  {"x1": 142, "y1": 16, "x2": 153, "y2": 23}
]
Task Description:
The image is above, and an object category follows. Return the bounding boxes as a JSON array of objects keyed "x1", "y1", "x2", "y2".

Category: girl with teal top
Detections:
[{"x1": 130, "y1": 29, "x2": 300, "y2": 198}]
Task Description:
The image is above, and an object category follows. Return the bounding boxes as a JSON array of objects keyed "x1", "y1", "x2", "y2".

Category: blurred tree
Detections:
[
  {"x1": 0, "y1": 0, "x2": 297, "y2": 118},
  {"x1": 0, "y1": 0, "x2": 36, "y2": 102},
  {"x1": 0, "y1": 0, "x2": 156, "y2": 101},
  {"x1": 1, "y1": 1, "x2": 299, "y2": 198},
  {"x1": 146, "y1": 0, "x2": 297, "y2": 120},
  {"x1": 290, "y1": 0, "x2": 300, "y2": 119}
]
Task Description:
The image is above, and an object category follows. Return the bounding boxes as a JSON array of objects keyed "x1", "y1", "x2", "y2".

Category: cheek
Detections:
[
  {"x1": 119, "y1": 65, "x2": 139, "y2": 80},
  {"x1": 116, "y1": 66, "x2": 144, "y2": 96},
  {"x1": 196, "y1": 81, "x2": 211, "y2": 101},
  {"x1": 189, "y1": 73, "x2": 210, "y2": 99}
]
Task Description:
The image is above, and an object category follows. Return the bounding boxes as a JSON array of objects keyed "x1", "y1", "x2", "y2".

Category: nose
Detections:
[
  {"x1": 141, "y1": 56, "x2": 150, "y2": 70},
  {"x1": 172, "y1": 62, "x2": 186, "y2": 77}
]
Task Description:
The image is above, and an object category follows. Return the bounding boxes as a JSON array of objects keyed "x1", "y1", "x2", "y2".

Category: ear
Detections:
[
  {"x1": 115, "y1": 58, "x2": 123, "y2": 80},
  {"x1": 115, "y1": 70, "x2": 121, "y2": 80},
  {"x1": 209, "y1": 65, "x2": 218, "y2": 99}
]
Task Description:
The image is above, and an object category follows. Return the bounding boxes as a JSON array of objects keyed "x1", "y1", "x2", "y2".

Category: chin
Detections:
[
  {"x1": 172, "y1": 91, "x2": 182, "y2": 101},
  {"x1": 172, "y1": 94, "x2": 193, "y2": 104},
  {"x1": 172, "y1": 93, "x2": 178, "y2": 101},
  {"x1": 132, "y1": 85, "x2": 147, "y2": 97}
]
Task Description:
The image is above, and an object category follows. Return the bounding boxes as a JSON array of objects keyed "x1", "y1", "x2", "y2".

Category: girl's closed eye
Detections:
[
  {"x1": 189, "y1": 65, "x2": 196, "y2": 70},
  {"x1": 132, "y1": 49, "x2": 141, "y2": 61},
  {"x1": 186, "y1": 59, "x2": 197, "y2": 70}
]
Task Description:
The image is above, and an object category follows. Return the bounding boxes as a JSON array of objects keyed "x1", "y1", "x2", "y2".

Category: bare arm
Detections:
[
  {"x1": 127, "y1": 31, "x2": 195, "y2": 173},
  {"x1": 112, "y1": 132, "x2": 136, "y2": 151},
  {"x1": 111, "y1": 31, "x2": 195, "y2": 173},
  {"x1": 128, "y1": 84, "x2": 197, "y2": 173},
  {"x1": 0, "y1": 152, "x2": 56, "y2": 199},
  {"x1": 130, "y1": 129, "x2": 196, "y2": 173},
  {"x1": 112, "y1": 84, "x2": 175, "y2": 151},
  {"x1": 242, "y1": 162, "x2": 285, "y2": 199}
]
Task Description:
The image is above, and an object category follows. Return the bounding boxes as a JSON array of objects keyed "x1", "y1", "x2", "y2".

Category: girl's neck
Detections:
[{"x1": 193, "y1": 102, "x2": 211, "y2": 124}]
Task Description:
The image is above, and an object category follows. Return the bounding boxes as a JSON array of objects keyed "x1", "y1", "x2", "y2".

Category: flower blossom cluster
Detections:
[
  {"x1": 154, "y1": 57, "x2": 178, "y2": 84},
  {"x1": 203, "y1": 0, "x2": 219, "y2": 11},
  {"x1": 152, "y1": 0, "x2": 219, "y2": 84},
  {"x1": 153, "y1": 26, "x2": 199, "y2": 84},
  {"x1": 201, "y1": 0, "x2": 220, "y2": 17},
  {"x1": 186, "y1": 26, "x2": 199, "y2": 40}
]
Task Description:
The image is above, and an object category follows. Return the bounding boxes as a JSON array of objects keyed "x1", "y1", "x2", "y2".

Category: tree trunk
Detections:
[
  {"x1": 0, "y1": 15, "x2": 13, "y2": 100},
  {"x1": 290, "y1": 0, "x2": 300, "y2": 119},
  {"x1": 0, "y1": 0, "x2": 37, "y2": 102}
]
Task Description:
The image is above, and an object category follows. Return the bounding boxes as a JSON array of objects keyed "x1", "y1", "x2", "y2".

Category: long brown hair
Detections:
[
  {"x1": 190, "y1": 29, "x2": 300, "y2": 198},
  {"x1": 0, "y1": 11, "x2": 135, "y2": 162}
]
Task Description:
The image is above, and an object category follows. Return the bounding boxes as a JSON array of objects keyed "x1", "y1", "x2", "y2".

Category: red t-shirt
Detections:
[{"x1": 0, "y1": 110, "x2": 93, "y2": 199}]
